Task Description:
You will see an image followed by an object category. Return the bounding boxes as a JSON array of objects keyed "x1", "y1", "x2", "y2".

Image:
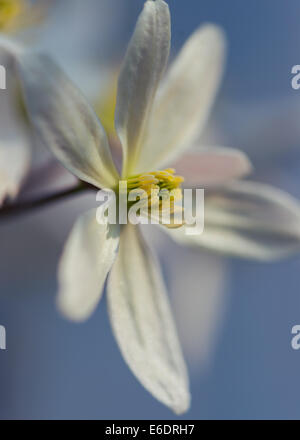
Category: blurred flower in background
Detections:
[
  {"x1": 0, "y1": 0, "x2": 126, "y2": 206},
  {"x1": 0, "y1": 0, "x2": 48, "y2": 206},
  {"x1": 0, "y1": 0, "x2": 46, "y2": 34},
  {"x1": 0, "y1": 54, "x2": 30, "y2": 205}
]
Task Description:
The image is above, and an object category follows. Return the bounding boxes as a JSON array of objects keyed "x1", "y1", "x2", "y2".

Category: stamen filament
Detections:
[{"x1": 120, "y1": 168, "x2": 185, "y2": 228}]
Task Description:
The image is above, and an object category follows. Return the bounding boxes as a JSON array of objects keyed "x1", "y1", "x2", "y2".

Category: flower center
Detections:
[
  {"x1": 120, "y1": 169, "x2": 185, "y2": 228},
  {"x1": 126, "y1": 168, "x2": 184, "y2": 194}
]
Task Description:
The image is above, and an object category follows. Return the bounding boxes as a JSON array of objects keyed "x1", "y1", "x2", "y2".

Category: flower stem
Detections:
[{"x1": 0, "y1": 182, "x2": 94, "y2": 221}]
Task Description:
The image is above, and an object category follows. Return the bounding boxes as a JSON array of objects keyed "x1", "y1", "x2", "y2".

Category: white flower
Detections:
[{"x1": 3, "y1": 0, "x2": 300, "y2": 412}]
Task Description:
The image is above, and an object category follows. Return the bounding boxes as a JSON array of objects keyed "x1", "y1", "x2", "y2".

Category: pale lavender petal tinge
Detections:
[{"x1": 172, "y1": 147, "x2": 252, "y2": 188}]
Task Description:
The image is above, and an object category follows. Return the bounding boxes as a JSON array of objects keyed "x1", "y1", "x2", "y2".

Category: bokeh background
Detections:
[{"x1": 1, "y1": 0, "x2": 300, "y2": 419}]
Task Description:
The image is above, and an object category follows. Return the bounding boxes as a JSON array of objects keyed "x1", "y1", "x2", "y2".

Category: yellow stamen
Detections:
[
  {"x1": 120, "y1": 169, "x2": 185, "y2": 228},
  {"x1": 124, "y1": 169, "x2": 184, "y2": 194}
]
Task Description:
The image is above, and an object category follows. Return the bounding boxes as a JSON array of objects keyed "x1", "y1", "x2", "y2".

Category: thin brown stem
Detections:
[{"x1": 0, "y1": 182, "x2": 95, "y2": 221}]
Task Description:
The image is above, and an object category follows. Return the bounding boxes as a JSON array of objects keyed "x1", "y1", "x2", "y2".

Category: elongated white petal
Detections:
[
  {"x1": 166, "y1": 181, "x2": 300, "y2": 260},
  {"x1": 0, "y1": 36, "x2": 23, "y2": 58},
  {"x1": 136, "y1": 24, "x2": 226, "y2": 172},
  {"x1": 173, "y1": 147, "x2": 252, "y2": 187},
  {"x1": 107, "y1": 225, "x2": 190, "y2": 414},
  {"x1": 57, "y1": 209, "x2": 120, "y2": 322},
  {"x1": 115, "y1": 0, "x2": 170, "y2": 177},
  {"x1": 0, "y1": 106, "x2": 30, "y2": 207},
  {"x1": 16, "y1": 53, "x2": 119, "y2": 189},
  {"x1": 0, "y1": 47, "x2": 31, "y2": 204},
  {"x1": 0, "y1": 138, "x2": 30, "y2": 205}
]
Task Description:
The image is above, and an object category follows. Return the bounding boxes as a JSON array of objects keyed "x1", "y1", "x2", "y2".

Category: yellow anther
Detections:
[
  {"x1": 127, "y1": 174, "x2": 160, "y2": 191},
  {"x1": 124, "y1": 168, "x2": 184, "y2": 195},
  {"x1": 164, "y1": 168, "x2": 175, "y2": 174},
  {"x1": 173, "y1": 176, "x2": 185, "y2": 184},
  {"x1": 120, "y1": 168, "x2": 185, "y2": 228}
]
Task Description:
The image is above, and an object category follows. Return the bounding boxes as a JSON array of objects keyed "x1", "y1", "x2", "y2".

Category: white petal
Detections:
[
  {"x1": 57, "y1": 209, "x2": 120, "y2": 322},
  {"x1": 16, "y1": 52, "x2": 119, "y2": 189},
  {"x1": 107, "y1": 224, "x2": 190, "y2": 414},
  {"x1": 0, "y1": 36, "x2": 23, "y2": 58},
  {"x1": 0, "y1": 45, "x2": 31, "y2": 204},
  {"x1": 115, "y1": 0, "x2": 170, "y2": 177},
  {"x1": 167, "y1": 181, "x2": 300, "y2": 261},
  {"x1": 173, "y1": 147, "x2": 252, "y2": 187},
  {"x1": 0, "y1": 138, "x2": 30, "y2": 205},
  {"x1": 135, "y1": 24, "x2": 226, "y2": 172}
]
